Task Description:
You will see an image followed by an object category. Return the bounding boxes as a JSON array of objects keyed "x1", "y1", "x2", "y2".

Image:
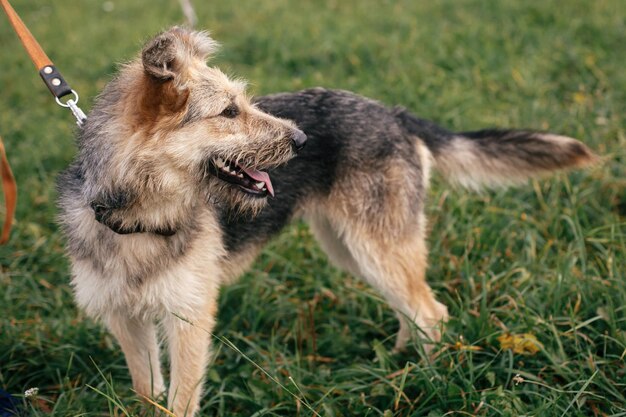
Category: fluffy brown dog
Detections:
[{"x1": 58, "y1": 27, "x2": 596, "y2": 416}]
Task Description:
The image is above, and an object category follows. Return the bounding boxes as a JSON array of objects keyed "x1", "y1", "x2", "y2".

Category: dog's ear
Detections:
[
  {"x1": 142, "y1": 27, "x2": 219, "y2": 81},
  {"x1": 142, "y1": 33, "x2": 178, "y2": 80}
]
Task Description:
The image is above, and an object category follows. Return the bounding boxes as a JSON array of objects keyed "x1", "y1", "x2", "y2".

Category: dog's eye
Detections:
[{"x1": 220, "y1": 104, "x2": 239, "y2": 118}]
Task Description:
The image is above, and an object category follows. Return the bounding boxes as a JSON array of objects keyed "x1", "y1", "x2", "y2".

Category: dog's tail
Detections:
[{"x1": 395, "y1": 109, "x2": 597, "y2": 190}]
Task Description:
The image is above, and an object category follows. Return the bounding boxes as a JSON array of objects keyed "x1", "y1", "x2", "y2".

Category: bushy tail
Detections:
[{"x1": 395, "y1": 109, "x2": 597, "y2": 190}]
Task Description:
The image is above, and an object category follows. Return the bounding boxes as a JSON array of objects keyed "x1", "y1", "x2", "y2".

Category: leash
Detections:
[
  {"x1": 1, "y1": 0, "x2": 87, "y2": 125},
  {"x1": 0, "y1": 0, "x2": 88, "y2": 243},
  {"x1": 0, "y1": 137, "x2": 16, "y2": 244}
]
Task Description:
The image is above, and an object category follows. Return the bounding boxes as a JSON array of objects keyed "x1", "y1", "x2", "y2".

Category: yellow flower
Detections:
[{"x1": 498, "y1": 333, "x2": 542, "y2": 355}]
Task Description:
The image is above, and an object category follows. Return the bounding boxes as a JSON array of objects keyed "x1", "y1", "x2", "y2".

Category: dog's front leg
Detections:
[
  {"x1": 105, "y1": 313, "x2": 165, "y2": 401},
  {"x1": 164, "y1": 300, "x2": 218, "y2": 417}
]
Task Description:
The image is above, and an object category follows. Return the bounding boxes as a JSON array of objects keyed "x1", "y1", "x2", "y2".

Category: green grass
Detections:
[{"x1": 1, "y1": 0, "x2": 625, "y2": 415}]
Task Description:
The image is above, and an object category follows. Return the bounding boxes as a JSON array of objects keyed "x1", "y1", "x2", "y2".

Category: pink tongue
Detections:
[{"x1": 242, "y1": 168, "x2": 274, "y2": 197}]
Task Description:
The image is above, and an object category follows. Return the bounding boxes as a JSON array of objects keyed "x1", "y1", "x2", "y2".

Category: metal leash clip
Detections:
[{"x1": 55, "y1": 90, "x2": 87, "y2": 127}]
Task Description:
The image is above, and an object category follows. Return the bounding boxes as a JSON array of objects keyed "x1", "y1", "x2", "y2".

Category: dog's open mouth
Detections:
[{"x1": 209, "y1": 157, "x2": 275, "y2": 197}]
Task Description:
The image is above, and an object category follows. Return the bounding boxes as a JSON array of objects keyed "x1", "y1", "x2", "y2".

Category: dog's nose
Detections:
[{"x1": 291, "y1": 130, "x2": 307, "y2": 152}]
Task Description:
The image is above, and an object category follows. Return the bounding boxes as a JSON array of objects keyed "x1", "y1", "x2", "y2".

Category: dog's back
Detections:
[
  {"x1": 258, "y1": 87, "x2": 596, "y2": 193},
  {"x1": 230, "y1": 87, "x2": 597, "y2": 256}
]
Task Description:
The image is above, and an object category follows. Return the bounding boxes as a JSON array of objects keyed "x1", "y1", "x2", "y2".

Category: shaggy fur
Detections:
[{"x1": 57, "y1": 27, "x2": 596, "y2": 416}]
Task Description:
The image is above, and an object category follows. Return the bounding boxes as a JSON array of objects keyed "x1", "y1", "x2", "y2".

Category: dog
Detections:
[{"x1": 57, "y1": 27, "x2": 596, "y2": 416}]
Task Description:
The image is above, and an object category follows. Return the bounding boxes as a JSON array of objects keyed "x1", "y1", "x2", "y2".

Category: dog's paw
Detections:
[{"x1": 393, "y1": 301, "x2": 449, "y2": 355}]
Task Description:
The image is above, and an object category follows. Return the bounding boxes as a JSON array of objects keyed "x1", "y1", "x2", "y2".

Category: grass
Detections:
[{"x1": 0, "y1": 0, "x2": 625, "y2": 415}]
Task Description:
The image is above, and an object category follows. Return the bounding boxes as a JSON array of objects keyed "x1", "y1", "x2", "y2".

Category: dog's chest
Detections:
[{"x1": 71, "y1": 210, "x2": 225, "y2": 318}]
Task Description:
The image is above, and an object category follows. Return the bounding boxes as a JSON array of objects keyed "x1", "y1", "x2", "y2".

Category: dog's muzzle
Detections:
[
  {"x1": 291, "y1": 129, "x2": 307, "y2": 152},
  {"x1": 207, "y1": 158, "x2": 275, "y2": 197}
]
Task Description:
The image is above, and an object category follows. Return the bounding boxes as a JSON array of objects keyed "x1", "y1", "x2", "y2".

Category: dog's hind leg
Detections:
[
  {"x1": 307, "y1": 212, "x2": 362, "y2": 277},
  {"x1": 105, "y1": 313, "x2": 165, "y2": 400},
  {"x1": 345, "y1": 227, "x2": 448, "y2": 352},
  {"x1": 308, "y1": 212, "x2": 448, "y2": 353}
]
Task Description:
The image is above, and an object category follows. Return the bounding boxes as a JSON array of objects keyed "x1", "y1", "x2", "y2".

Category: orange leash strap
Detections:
[
  {"x1": 0, "y1": 136, "x2": 16, "y2": 244},
  {"x1": 0, "y1": 0, "x2": 52, "y2": 70},
  {"x1": 1, "y1": 0, "x2": 87, "y2": 124},
  {"x1": 1, "y1": 0, "x2": 89, "y2": 244}
]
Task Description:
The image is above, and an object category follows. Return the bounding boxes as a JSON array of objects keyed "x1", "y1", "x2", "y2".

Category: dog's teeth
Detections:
[
  {"x1": 256, "y1": 181, "x2": 265, "y2": 189},
  {"x1": 237, "y1": 173, "x2": 244, "y2": 178},
  {"x1": 216, "y1": 158, "x2": 224, "y2": 167}
]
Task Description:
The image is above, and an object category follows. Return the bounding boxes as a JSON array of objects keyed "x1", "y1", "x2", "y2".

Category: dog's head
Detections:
[{"x1": 112, "y1": 27, "x2": 305, "y2": 213}]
